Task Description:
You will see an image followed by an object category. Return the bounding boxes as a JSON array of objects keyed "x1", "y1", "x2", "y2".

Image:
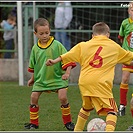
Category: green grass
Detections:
[{"x1": 0, "y1": 81, "x2": 133, "y2": 131}]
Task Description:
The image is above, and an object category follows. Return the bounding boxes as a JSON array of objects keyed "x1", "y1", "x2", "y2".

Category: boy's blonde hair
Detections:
[
  {"x1": 128, "y1": 1, "x2": 133, "y2": 9},
  {"x1": 92, "y1": 22, "x2": 110, "y2": 35},
  {"x1": 34, "y1": 18, "x2": 50, "y2": 32}
]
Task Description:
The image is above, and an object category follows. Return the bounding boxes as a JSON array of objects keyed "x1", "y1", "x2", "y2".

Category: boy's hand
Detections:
[
  {"x1": 12, "y1": 21, "x2": 16, "y2": 26},
  {"x1": 46, "y1": 57, "x2": 62, "y2": 66},
  {"x1": 27, "y1": 78, "x2": 34, "y2": 86},
  {"x1": 46, "y1": 59, "x2": 55, "y2": 66},
  {"x1": 62, "y1": 73, "x2": 70, "y2": 80}
]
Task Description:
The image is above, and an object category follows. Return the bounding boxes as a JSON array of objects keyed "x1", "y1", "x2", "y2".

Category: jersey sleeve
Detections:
[
  {"x1": 117, "y1": 45, "x2": 133, "y2": 64},
  {"x1": 59, "y1": 44, "x2": 76, "y2": 70},
  {"x1": 61, "y1": 42, "x2": 81, "y2": 69},
  {"x1": 28, "y1": 47, "x2": 35, "y2": 73},
  {"x1": 118, "y1": 20, "x2": 125, "y2": 40}
]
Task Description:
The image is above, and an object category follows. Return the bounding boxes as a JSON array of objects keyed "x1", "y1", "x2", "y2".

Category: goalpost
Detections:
[
  {"x1": 17, "y1": 1, "x2": 36, "y2": 86},
  {"x1": 17, "y1": 2, "x2": 24, "y2": 86}
]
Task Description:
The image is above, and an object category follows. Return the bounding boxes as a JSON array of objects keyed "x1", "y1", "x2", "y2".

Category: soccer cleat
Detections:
[
  {"x1": 65, "y1": 122, "x2": 75, "y2": 131},
  {"x1": 127, "y1": 125, "x2": 133, "y2": 131},
  {"x1": 118, "y1": 104, "x2": 126, "y2": 116},
  {"x1": 24, "y1": 123, "x2": 39, "y2": 129}
]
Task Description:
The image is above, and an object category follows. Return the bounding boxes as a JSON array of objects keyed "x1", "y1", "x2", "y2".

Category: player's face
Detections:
[
  {"x1": 34, "y1": 25, "x2": 50, "y2": 44},
  {"x1": 128, "y1": 7, "x2": 133, "y2": 20}
]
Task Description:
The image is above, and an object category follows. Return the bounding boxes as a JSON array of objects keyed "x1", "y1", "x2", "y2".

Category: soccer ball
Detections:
[{"x1": 87, "y1": 118, "x2": 106, "y2": 132}]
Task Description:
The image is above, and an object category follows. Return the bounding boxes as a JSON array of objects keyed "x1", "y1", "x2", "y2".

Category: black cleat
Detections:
[
  {"x1": 118, "y1": 104, "x2": 126, "y2": 116},
  {"x1": 65, "y1": 122, "x2": 75, "y2": 131},
  {"x1": 24, "y1": 123, "x2": 39, "y2": 129},
  {"x1": 127, "y1": 125, "x2": 133, "y2": 131}
]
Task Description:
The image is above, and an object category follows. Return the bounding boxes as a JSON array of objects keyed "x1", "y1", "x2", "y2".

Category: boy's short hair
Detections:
[
  {"x1": 92, "y1": 22, "x2": 110, "y2": 35},
  {"x1": 128, "y1": 2, "x2": 133, "y2": 9},
  {"x1": 34, "y1": 18, "x2": 50, "y2": 32}
]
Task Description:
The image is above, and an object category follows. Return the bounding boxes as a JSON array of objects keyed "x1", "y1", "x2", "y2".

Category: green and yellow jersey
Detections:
[
  {"x1": 118, "y1": 18, "x2": 133, "y2": 51},
  {"x1": 28, "y1": 36, "x2": 76, "y2": 92}
]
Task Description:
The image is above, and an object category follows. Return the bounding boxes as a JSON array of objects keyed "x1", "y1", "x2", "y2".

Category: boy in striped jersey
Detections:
[
  {"x1": 118, "y1": 2, "x2": 133, "y2": 119},
  {"x1": 24, "y1": 18, "x2": 76, "y2": 130},
  {"x1": 46, "y1": 22, "x2": 133, "y2": 131}
]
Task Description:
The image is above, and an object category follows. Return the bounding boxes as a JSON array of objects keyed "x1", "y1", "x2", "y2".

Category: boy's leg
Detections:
[
  {"x1": 55, "y1": 31, "x2": 62, "y2": 43},
  {"x1": 61, "y1": 103, "x2": 74, "y2": 131},
  {"x1": 4, "y1": 39, "x2": 13, "y2": 58},
  {"x1": 120, "y1": 83, "x2": 128, "y2": 106},
  {"x1": 61, "y1": 31, "x2": 71, "y2": 51},
  {"x1": 119, "y1": 70, "x2": 130, "y2": 116},
  {"x1": 105, "y1": 112, "x2": 117, "y2": 131},
  {"x1": 24, "y1": 104, "x2": 39, "y2": 129},
  {"x1": 74, "y1": 96, "x2": 93, "y2": 131},
  {"x1": 24, "y1": 92, "x2": 42, "y2": 129},
  {"x1": 74, "y1": 108, "x2": 90, "y2": 131},
  {"x1": 127, "y1": 95, "x2": 133, "y2": 131},
  {"x1": 92, "y1": 97, "x2": 118, "y2": 131},
  {"x1": 58, "y1": 88, "x2": 74, "y2": 131}
]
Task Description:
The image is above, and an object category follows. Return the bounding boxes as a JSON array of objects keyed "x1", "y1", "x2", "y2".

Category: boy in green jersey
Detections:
[
  {"x1": 118, "y1": 2, "x2": 133, "y2": 124},
  {"x1": 24, "y1": 18, "x2": 76, "y2": 130}
]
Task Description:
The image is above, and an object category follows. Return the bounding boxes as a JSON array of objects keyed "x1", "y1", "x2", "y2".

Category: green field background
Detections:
[{"x1": 0, "y1": 82, "x2": 133, "y2": 131}]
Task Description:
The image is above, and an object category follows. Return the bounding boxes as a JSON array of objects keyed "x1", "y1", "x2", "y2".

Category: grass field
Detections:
[{"x1": 0, "y1": 81, "x2": 133, "y2": 131}]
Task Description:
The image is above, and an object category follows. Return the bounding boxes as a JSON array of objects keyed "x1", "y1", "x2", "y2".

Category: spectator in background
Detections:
[
  {"x1": 54, "y1": 1, "x2": 73, "y2": 51},
  {"x1": 0, "y1": 13, "x2": 16, "y2": 58},
  {"x1": 10, "y1": 2, "x2": 33, "y2": 26}
]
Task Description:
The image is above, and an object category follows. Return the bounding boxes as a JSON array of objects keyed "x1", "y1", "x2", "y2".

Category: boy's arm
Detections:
[
  {"x1": 128, "y1": 61, "x2": 133, "y2": 66},
  {"x1": 118, "y1": 35, "x2": 124, "y2": 46},
  {"x1": 27, "y1": 74, "x2": 34, "y2": 86},
  {"x1": 1, "y1": 20, "x2": 15, "y2": 30},
  {"x1": 118, "y1": 21, "x2": 124, "y2": 46},
  {"x1": 62, "y1": 66, "x2": 72, "y2": 80},
  {"x1": 46, "y1": 56, "x2": 62, "y2": 66}
]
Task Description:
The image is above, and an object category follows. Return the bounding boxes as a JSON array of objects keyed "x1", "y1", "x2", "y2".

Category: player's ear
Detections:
[
  {"x1": 49, "y1": 28, "x2": 51, "y2": 35},
  {"x1": 128, "y1": 8, "x2": 130, "y2": 14},
  {"x1": 106, "y1": 32, "x2": 110, "y2": 38},
  {"x1": 34, "y1": 31, "x2": 37, "y2": 35}
]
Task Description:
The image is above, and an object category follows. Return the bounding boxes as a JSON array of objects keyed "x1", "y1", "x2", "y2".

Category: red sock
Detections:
[
  {"x1": 131, "y1": 108, "x2": 133, "y2": 117},
  {"x1": 30, "y1": 105, "x2": 39, "y2": 126},
  {"x1": 61, "y1": 103, "x2": 72, "y2": 125},
  {"x1": 120, "y1": 83, "x2": 128, "y2": 106}
]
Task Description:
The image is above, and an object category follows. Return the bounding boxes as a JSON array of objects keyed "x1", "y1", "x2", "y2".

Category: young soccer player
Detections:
[
  {"x1": 46, "y1": 22, "x2": 133, "y2": 131},
  {"x1": 24, "y1": 18, "x2": 76, "y2": 131},
  {"x1": 118, "y1": 1, "x2": 133, "y2": 117}
]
